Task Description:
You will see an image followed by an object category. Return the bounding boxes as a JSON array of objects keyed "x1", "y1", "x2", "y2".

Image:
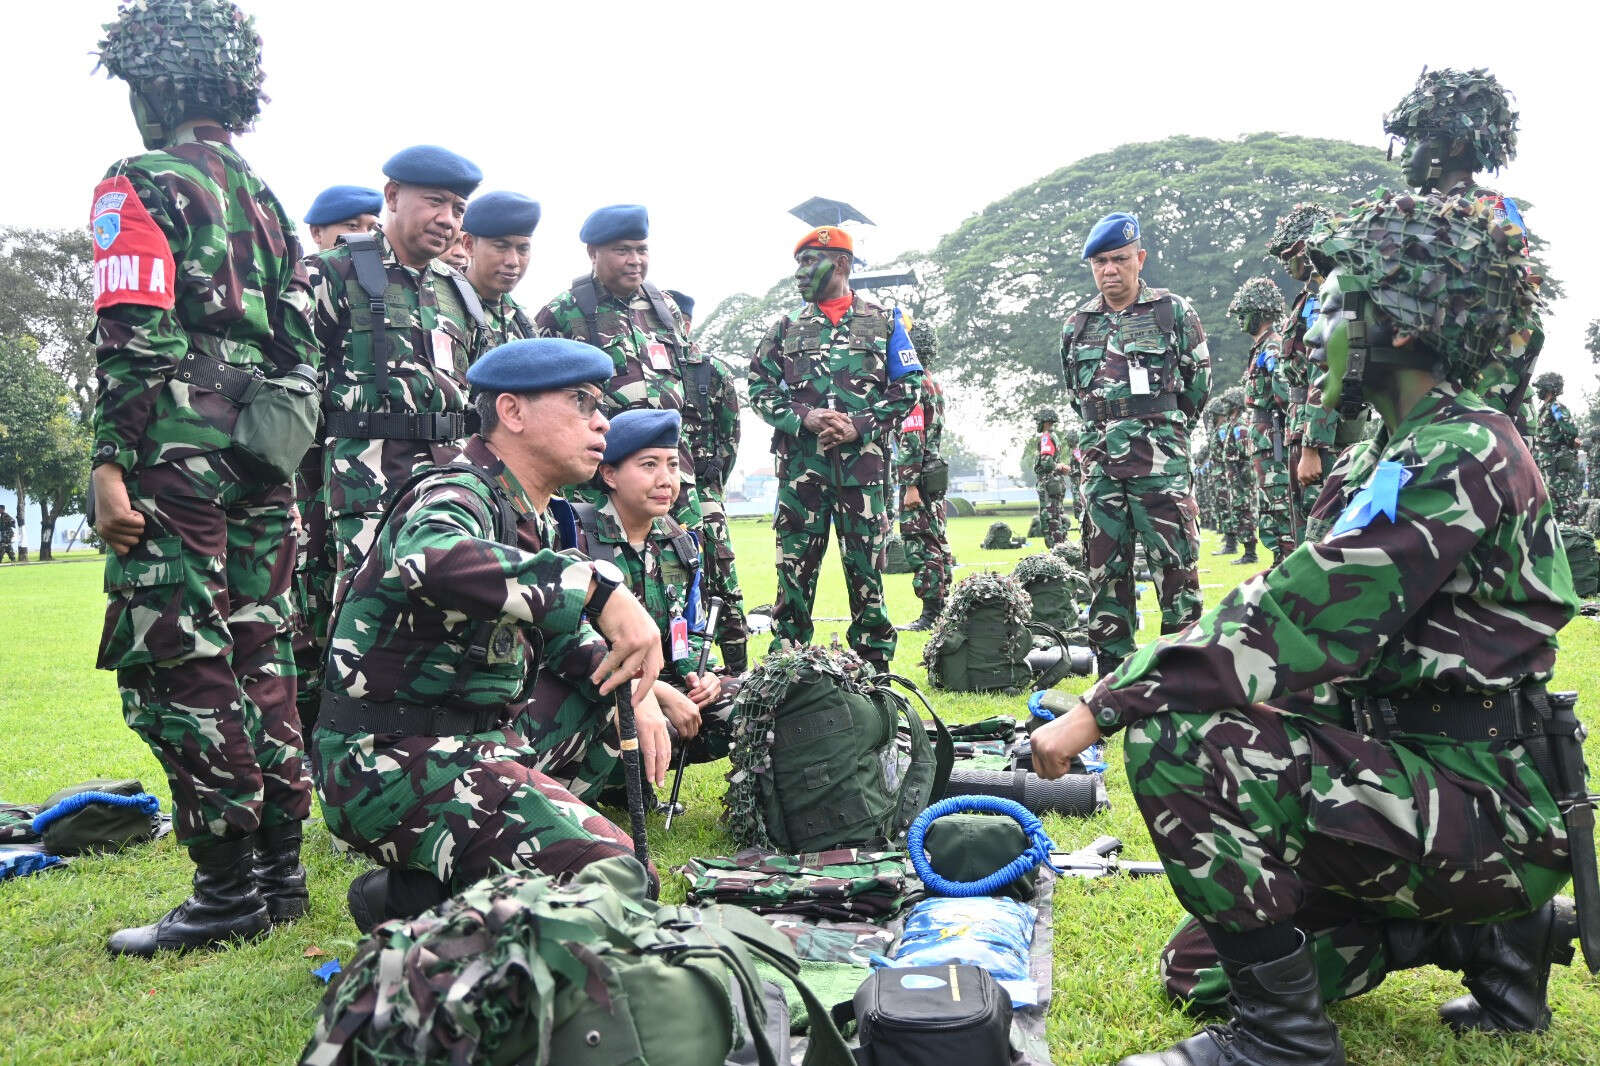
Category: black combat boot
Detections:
[
  {"x1": 1383, "y1": 896, "x2": 1577, "y2": 1033},
  {"x1": 898, "y1": 600, "x2": 943, "y2": 632},
  {"x1": 253, "y1": 820, "x2": 309, "y2": 923},
  {"x1": 719, "y1": 640, "x2": 748, "y2": 676},
  {"x1": 108, "y1": 836, "x2": 270, "y2": 957},
  {"x1": 1212, "y1": 534, "x2": 1237, "y2": 556},
  {"x1": 1118, "y1": 934, "x2": 1345, "y2": 1066},
  {"x1": 1234, "y1": 539, "x2": 1259, "y2": 565},
  {"x1": 347, "y1": 867, "x2": 451, "y2": 934}
]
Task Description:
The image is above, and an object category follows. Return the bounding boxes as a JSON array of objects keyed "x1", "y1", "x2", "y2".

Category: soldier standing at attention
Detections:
[
  {"x1": 1062, "y1": 212, "x2": 1210, "y2": 676},
  {"x1": 1033, "y1": 192, "x2": 1584, "y2": 1066},
  {"x1": 317, "y1": 339, "x2": 670, "y2": 930},
  {"x1": 748, "y1": 226, "x2": 923, "y2": 673},
  {"x1": 665, "y1": 289, "x2": 750, "y2": 673},
  {"x1": 535, "y1": 205, "x2": 704, "y2": 530},
  {"x1": 1533, "y1": 373, "x2": 1581, "y2": 521},
  {"x1": 88, "y1": 0, "x2": 317, "y2": 956},
  {"x1": 895, "y1": 319, "x2": 953, "y2": 632},
  {"x1": 461, "y1": 191, "x2": 540, "y2": 347},
  {"x1": 304, "y1": 185, "x2": 381, "y2": 252},
  {"x1": 1033, "y1": 409, "x2": 1070, "y2": 549},
  {"x1": 0, "y1": 504, "x2": 14, "y2": 563},
  {"x1": 1268, "y1": 203, "x2": 1340, "y2": 528},
  {"x1": 296, "y1": 145, "x2": 487, "y2": 746},
  {"x1": 1231, "y1": 277, "x2": 1294, "y2": 564}
]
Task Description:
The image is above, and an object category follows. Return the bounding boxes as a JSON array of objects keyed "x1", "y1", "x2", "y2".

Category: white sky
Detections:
[{"x1": 6, "y1": 0, "x2": 1598, "y2": 457}]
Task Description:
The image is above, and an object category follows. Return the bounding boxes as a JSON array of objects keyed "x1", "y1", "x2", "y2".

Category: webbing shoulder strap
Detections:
[
  {"x1": 642, "y1": 281, "x2": 688, "y2": 354},
  {"x1": 511, "y1": 307, "x2": 534, "y2": 339},
  {"x1": 445, "y1": 272, "x2": 488, "y2": 332},
  {"x1": 685, "y1": 359, "x2": 714, "y2": 414},
  {"x1": 660, "y1": 515, "x2": 701, "y2": 572},
  {"x1": 341, "y1": 232, "x2": 393, "y2": 411},
  {"x1": 568, "y1": 501, "x2": 619, "y2": 565},
  {"x1": 570, "y1": 274, "x2": 603, "y2": 347},
  {"x1": 1150, "y1": 293, "x2": 1176, "y2": 336}
]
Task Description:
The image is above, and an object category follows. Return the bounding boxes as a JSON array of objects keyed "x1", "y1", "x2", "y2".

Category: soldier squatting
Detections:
[{"x1": 67, "y1": 4, "x2": 1596, "y2": 1064}]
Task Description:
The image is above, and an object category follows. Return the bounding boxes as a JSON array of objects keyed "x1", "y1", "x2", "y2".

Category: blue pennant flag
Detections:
[
  {"x1": 885, "y1": 308, "x2": 922, "y2": 381},
  {"x1": 1329, "y1": 460, "x2": 1412, "y2": 538}
]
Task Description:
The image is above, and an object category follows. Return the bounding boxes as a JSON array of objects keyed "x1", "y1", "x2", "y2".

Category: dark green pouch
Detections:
[
  {"x1": 918, "y1": 458, "x2": 950, "y2": 496},
  {"x1": 39, "y1": 779, "x2": 158, "y2": 855},
  {"x1": 231, "y1": 364, "x2": 321, "y2": 483},
  {"x1": 920, "y1": 813, "x2": 1037, "y2": 901}
]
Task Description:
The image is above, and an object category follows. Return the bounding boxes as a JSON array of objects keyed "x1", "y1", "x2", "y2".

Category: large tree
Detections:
[
  {"x1": 0, "y1": 227, "x2": 97, "y2": 407},
  {"x1": 0, "y1": 336, "x2": 91, "y2": 560}
]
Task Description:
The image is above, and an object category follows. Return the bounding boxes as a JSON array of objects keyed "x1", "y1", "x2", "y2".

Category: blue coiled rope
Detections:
[
  {"x1": 31, "y1": 791, "x2": 159, "y2": 834},
  {"x1": 1027, "y1": 690, "x2": 1055, "y2": 722},
  {"x1": 907, "y1": 795, "x2": 1063, "y2": 897}
]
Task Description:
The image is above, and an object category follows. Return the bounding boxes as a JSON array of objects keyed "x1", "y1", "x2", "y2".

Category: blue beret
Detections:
[
  {"x1": 463, "y1": 191, "x2": 542, "y2": 237},
  {"x1": 663, "y1": 289, "x2": 694, "y2": 320},
  {"x1": 1082, "y1": 212, "x2": 1141, "y2": 259},
  {"x1": 602, "y1": 409, "x2": 681, "y2": 466},
  {"x1": 382, "y1": 145, "x2": 482, "y2": 198},
  {"x1": 305, "y1": 185, "x2": 382, "y2": 226},
  {"x1": 466, "y1": 338, "x2": 613, "y2": 393},
  {"x1": 580, "y1": 204, "x2": 648, "y2": 245}
]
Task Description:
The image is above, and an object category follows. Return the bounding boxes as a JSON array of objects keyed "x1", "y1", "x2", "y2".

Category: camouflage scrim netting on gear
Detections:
[
  {"x1": 1535, "y1": 371, "x2": 1564, "y2": 394},
  {"x1": 1011, "y1": 551, "x2": 1090, "y2": 629},
  {"x1": 1307, "y1": 191, "x2": 1544, "y2": 382},
  {"x1": 1050, "y1": 540, "x2": 1085, "y2": 570},
  {"x1": 1214, "y1": 385, "x2": 1246, "y2": 414},
  {"x1": 1384, "y1": 67, "x2": 1518, "y2": 172},
  {"x1": 96, "y1": 0, "x2": 266, "y2": 132},
  {"x1": 922, "y1": 570, "x2": 1034, "y2": 691},
  {"x1": 1266, "y1": 202, "x2": 1334, "y2": 260},
  {"x1": 1227, "y1": 276, "x2": 1286, "y2": 325}
]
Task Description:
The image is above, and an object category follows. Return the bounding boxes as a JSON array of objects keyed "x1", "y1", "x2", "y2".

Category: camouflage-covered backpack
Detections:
[
  {"x1": 724, "y1": 645, "x2": 952, "y2": 854},
  {"x1": 301, "y1": 856, "x2": 854, "y2": 1066},
  {"x1": 1561, "y1": 524, "x2": 1599, "y2": 598},
  {"x1": 1050, "y1": 539, "x2": 1085, "y2": 570},
  {"x1": 1027, "y1": 514, "x2": 1043, "y2": 538},
  {"x1": 1010, "y1": 552, "x2": 1089, "y2": 631},
  {"x1": 981, "y1": 521, "x2": 1025, "y2": 550},
  {"x1": 923, "y1": 572, "x2": 1034, "y2": 693},
  {"x1": 883, "y1": 532, "x2": 914, "y2": 574}
]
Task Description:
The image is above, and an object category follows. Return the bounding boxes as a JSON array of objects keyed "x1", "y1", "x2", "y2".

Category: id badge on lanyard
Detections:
[
  {"x1": 670, "y1": 615, "x2": 691, "y2": 660},
  {"x1": 645, "y1": 340, "x2": 673, "y2": 371}
]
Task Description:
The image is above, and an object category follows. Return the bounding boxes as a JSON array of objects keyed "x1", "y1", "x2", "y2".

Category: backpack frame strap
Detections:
[
  {"x1": 341, "y1": 232, "x2": 393, "y2": 411},
  {"x1": 445, "y1": 272, "x2": 488, "y2": 333},
  {"x1": 570, "y1": 274, "x2": 603, "y2": 348},
  {"x1": 880, "y1": 672, "x2": 955, "y2": 810},
  {"x1": 567, "y1": 500, "x2": 620, "y2": 566}
]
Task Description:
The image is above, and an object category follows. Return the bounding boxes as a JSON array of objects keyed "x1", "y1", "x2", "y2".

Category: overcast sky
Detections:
[{"x1": 7, "y1": 1, "x2": 1598, "y2": 455}]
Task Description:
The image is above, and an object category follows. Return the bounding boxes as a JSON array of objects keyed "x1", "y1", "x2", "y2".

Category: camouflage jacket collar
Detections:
[
  {"x1": 456, "y1": 435, "x2": 542, "y2": 518},
  {"x1": 1081, "y1": 280, "x2": 1163, "y2": 315},
  {"x1": 594, "y1": 497, "x2": 674, "y2": 551},
  {"x1": 1376, "y1": 382, "x2": 1472, "y2": 453},
  {"x1": 167, "y1": 123, "x2": 233, "y2": 149}
]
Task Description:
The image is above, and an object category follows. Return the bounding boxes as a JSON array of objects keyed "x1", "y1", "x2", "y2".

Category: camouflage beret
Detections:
[
  {"x1": 1266, "y1": 203, "x2": 1334, "y2": 260},
  {"x1": 1227, "y1": 276, "x2": 1286, "y2": 321},
  {"x1": 1383, "y1": 67, "x2": 1518, "y2": 172},
  {"x1": 1534, "y1": 372, "x2": 1564, "y2": 395},
  {"x1": 1307, "y1": 191, "x2": 1542, "y2": 379},
  {"x1": 96, "y1": 0, "x2": 266, "y2": 132}
]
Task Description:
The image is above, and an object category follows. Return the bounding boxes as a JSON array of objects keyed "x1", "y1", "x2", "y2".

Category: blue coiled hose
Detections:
[
  {"x1": 907, "y1": 794, "x2": 1063, "y2": 897},
  {"x1": 31, "y1": 791, "x2": 159, "y2": 834}
]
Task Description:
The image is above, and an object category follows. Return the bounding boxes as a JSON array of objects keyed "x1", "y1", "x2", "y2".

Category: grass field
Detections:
[{"x1": 3, "y1": 514, "x2": 1600, "y2": 1065}]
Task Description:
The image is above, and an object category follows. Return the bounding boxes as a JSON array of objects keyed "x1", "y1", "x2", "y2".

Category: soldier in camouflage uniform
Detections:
[
  {"x1": 1213, "y1": 388, "x2": 1257, "y2": 560},
  {"x1": 748, "y1": 226, "x2": 923, "y2": 672},
  {"x1": 303, "y1": 185, "x2": 380, "y2": 252},
  {"x1": 534, "y1": 205, "x2": 704, "y2": 530},
  {"x1": 1533, "y1": 373, "x2": 1581, "y2": 521},
  {"x1": 316, "y1": 339, "x2": 672, "y2": 931},
  {"x1": 1033, "y1": 193, "x2": 1581, "y2": 1066},
  {"x1": 665, "y1": 289, "x2": 749, "y2": 673},
  {"x1": 461, "y1": 190, "x2": 540, "y2": 348},
  {"x1": 296, "y1": 144, "x2": 487, "y2": 745},
  {"x1": 896, "y1": 319, "x2": 953, "y2": 631},
  {"x1": 1062, "y1": 213, "x2": 1210, "y2": 676},
  {"x1": 86, "y1": 0, "x2": 315, "y2": 956},
  {"x1": 1032, "y1": 409, "x2": 1071, "y2": 548},
  {"x1": 0, "y1": 505, "x2": 14, "y2": 563},
  {"x1": 1231, "y1": 277, "x2": 1295, "y2": 563},
  {"x1": 1063, "y1": 424, "x2": 1086, "y2": 532}
]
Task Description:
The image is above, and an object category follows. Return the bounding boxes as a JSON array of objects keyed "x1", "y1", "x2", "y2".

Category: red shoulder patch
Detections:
[
  {"x1": 900, "y1": 404, "x2": 925, "y2": 433},
  {"x1": 90, "y1": 176, "x2": 176, "y2": 312}
]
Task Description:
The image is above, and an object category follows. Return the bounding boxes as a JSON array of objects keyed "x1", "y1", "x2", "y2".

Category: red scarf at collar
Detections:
[{"x1": 817, "y1": 291, "x2": 854, "y2": 325}]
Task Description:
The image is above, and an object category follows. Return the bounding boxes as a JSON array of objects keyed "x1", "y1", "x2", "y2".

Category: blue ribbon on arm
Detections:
[
  {"x1": 1329, "y1": 460, "x2": 1412, "y2": 538},
  {"x1": 1301, "y1": 295, "x2": 1320, "y2": 332},
  {"x1": 885, "y1": 308, "x2": 922, "y2": 381}
]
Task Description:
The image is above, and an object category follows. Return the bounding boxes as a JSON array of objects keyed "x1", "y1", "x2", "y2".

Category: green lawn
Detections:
[{"x1": 3, "y1": 517, "x2": 1599, "y2": 1065}]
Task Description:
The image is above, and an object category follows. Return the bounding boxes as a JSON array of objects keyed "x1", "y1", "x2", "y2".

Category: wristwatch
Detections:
[{"x1": 585, "y1": 559, "x2": 624, "y2": 617}]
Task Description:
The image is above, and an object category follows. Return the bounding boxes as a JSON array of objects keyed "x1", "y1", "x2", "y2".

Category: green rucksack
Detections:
[
  {"x1": 301, "y1": 856, "x2": 854, "y2": 1066},
  {"x1": 1027, "y1": 514, "x2": 1043, "y2": 538},
  {"x1": 0, "y1": 779, "x2": 161, "y2": 855},
  {"x1": 1010, "y1": 552, "x2": 1088, "y2": 631},
  {"x1": 981, "y1": 521, "x2": 1024, "y2": 550},
  {"x1": 724, "y1": 646, "x2": 952, "y2": 854},
  {"x1": 1562, "y1": 524, "x2": 1599, "y2": 598},
  {"x1": 883, "y1": 533, "x2": 913, "y2": 574},
  {"x1": 1050, "y1": 539, "x2": 1085, "y2": 570},
  {"x1": 923, "y1": 572, "x2": 1035, "y2": 693}
]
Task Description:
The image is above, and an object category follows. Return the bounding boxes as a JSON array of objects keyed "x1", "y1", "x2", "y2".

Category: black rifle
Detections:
[
  {"x1": 663, "y1": 596, "x2": 723, "y2": 832},
  {"x1": 614, "y1": 682, "x2": 651, "y2": 873},
  {"x1": 1274, "y1": 408, "x2": 1303, "y2": 543},
  {"x1": 1050, "y1": 835, "x2": 1167, "y2": 878}
]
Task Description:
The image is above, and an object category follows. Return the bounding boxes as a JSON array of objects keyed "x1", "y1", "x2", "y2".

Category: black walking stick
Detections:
[
  {"x1": 664, "y1": 596, "x2": 723, "y2": 831},
  {"x1": 614, "y1": 681, "x2": 652, "y2": 870}
]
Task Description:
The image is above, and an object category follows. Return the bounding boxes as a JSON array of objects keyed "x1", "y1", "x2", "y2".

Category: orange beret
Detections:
[{"x1": 793, "y1": 226, "x2": 854, "y2": 258}]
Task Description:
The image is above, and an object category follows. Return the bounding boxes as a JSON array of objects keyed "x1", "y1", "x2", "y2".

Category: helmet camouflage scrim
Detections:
[
  {"x1": 1215, "y1": 386, "x2": 1245, "y2": 413},
  {"x1": 1227, "y1": 276, "x2": 1286, "y2": 327},
  {"x1": 96, "y1": 0, "x2": 267, "y2": 134},
  {"x1": 1534, "y1": 371, "x2": 1564, "y2": 396},
  {"x1": 1035, "y1": 407, "x2": 1059, "y2": 427},
  {"x1": 909, "y1": 319, "x2": 938, "y2": 362},
  {"x1": 1306, "y1": 191, "x2": 1542, "y2": 385},
  {"x1": 1383, "y1": 67, "x2": 1518, "y2": 173},
  {"x1": 1267, "y1": 202, "x2": 1334, "y2": 261}
]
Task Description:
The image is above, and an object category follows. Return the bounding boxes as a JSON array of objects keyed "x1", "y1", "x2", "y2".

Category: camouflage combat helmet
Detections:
[
  {"x1": 1061, "y1": 425, "x2": 1081, "y2": 446},
  {"x1": 1307, "y1": 191, "x2": 1542, "y2": 382},
  {"x1": 1214, "y1": 385, "x2": 1246, "y2": 413},
  {"x1": 1227, "y1": 276, "x2": 1286, "y2": 326},
  {"x1": 1035, "y1": 407, "x2": 1059, "y2": 427},
  {"x1": 1535, "y1": 371, "x2": 1564, "y2": 396},
  {"x1": 1267, "y1": 203, "x2": 1334, "y2": 260},
  {"x1": 96, "y1": 0, "x2": 267, "y2": 136},
  {"x1": 1383, "y1": 67, "x2": 1518, "y2": 173},
  {"x1": 909, "y1": 319, "x2": 938, "y2": 362}
]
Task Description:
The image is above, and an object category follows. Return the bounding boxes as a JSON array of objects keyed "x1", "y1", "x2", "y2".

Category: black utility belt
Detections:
[
  {"x1": 319, "y1": 691, "x2": 506, "y2": 736},
  {"x1": 1348, "y1": 685, "x2": 1546, "y2": 743},
  {"x1": 177, "y1": 351, "x2": 266, "y2": 405},
  {"x1": 1082, "y1": 393, "x2": 1178, "y2": 422},
  {"x1": 1287, "y1": 387, "x2": 1309, "y2": 404},
  {"x1": 324, "y1": 409, "x2": 478, "y2": 442}
]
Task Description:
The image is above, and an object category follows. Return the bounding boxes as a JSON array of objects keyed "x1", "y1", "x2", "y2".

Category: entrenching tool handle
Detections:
[
  {"x1": 664, "y1": 597, "x2": 724, "y2": 831},
  {"x1": 614, "y1": 682, "x2": 652, "y2": 870}
]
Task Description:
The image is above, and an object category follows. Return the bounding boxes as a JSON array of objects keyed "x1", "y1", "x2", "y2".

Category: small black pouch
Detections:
[{"x1": 848, "y1": 963, "x2": 1011, "y2": 1066}]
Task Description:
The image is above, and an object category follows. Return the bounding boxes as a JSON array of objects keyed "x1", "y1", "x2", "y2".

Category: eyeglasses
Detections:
[{"x1": 562, "y1": 388, "x2": 608, "y2": 417}]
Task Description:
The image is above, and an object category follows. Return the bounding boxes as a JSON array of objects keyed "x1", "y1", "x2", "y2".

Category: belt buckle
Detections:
[{"x1": 429, "y1": 707, "x2": 452, "y2": 735}]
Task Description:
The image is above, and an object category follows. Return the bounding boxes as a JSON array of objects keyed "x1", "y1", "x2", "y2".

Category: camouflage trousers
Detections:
[
  {"x1": 290, "y1": 448, "x2": 329, "y2": 748},
  {"x1": 1251, "y1": 445, "x2": 1295, "y2": 559},
  {"x1": 98, "y1": 451, "x2": 311, "y2": 846},
  {"x1": 1037, "y1": 479, "x2": 1070, "y2": 548},
  {"x1": 1224, "y1": 460, "x2": 1257, "y2": 542},
  {"x1": 1124, "y1": 706, "x2": 1571, "y2": 1009},
  {"x1": 0, "y1": 535, "x2": 13, "y2": 563},
  {"x1": 898, "y1": 492, "x2": 952, "y2": 606},
  {"x1": 1082, "y1": 471, "x2": 1202, "y2": 658},
  {"x1": 770, "y1": 461, "x2": 895, "y2": 667},
  {"x1": 1540, "y1": 458, "x2": 1582, "y2": 523},
  {"x1": 698, "y1": 494, "x2": 749, "y2": 665}
]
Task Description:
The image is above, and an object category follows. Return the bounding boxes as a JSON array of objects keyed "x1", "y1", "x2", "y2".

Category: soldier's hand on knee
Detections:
[
  {"x1": 591, "y1": 588, "x2": 665, "y2": 700},
  {"x1": 1031, "y1": 701, "x2": 1102, "y2": 779},
  {"x1": 653, "y1": 680, "x2": 702, "y2": 739},
  {"x1": 92, "y1": 463, "x2": 145, "y2": 555},
  {"x1": 633, "y1": 689, "x2": 672, "y2": 787}
]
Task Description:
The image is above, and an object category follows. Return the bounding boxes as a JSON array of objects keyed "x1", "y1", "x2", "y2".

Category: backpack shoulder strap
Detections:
[
  {"x1": 570, "y1": 274, "x2": 603, "y2": 347},
  {"x1": 880, "y1": 672, "x2": 955, "y2": 815},
  {"x1": 660, "y1": 515, "x2": 701, "y2": 572},
  {"x1": 1151, "y1": 292, "x2": 1177, "y2": 337},
  {"x1": 685, "y1": 358, "x2": 714, "y2": 415},
  {"x1": 511, "y1": 306, "x2": 534, "y2": 339},
  {"x1": 340, "y1": 232, "x2": 394, "y2": 410},
  {"x1": 642, "y1": 281, "x2": 687, "y2": 353},
  {"x1": 567, "y1": 500, "x2": 618, "y2": 565},
  {"x1": 445, "y1": 271, "x2": 488, "y2": 332}
]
